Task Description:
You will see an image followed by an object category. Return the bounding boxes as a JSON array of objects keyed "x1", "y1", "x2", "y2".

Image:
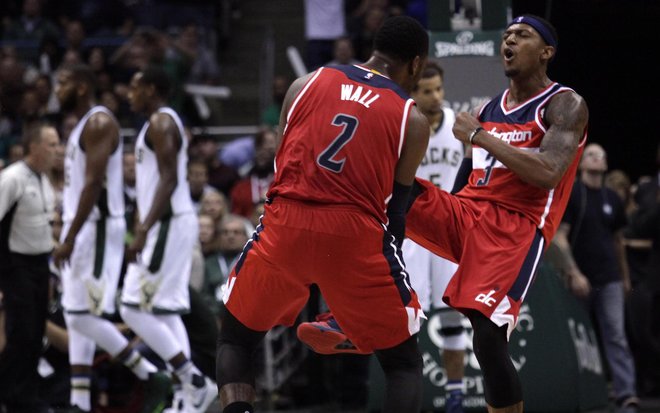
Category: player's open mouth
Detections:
[{"x1": 504, "y1": 49, "x2": 515, "y2": 60}]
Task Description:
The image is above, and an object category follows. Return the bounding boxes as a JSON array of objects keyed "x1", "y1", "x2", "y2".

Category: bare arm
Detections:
[
  {"x1": 614, "y1": 230, "x2": 631, "y2": 295},
  {"x1": 139, "y1": 113, "x2": 179, "y2": 230},
  {"x1": 551, "y1": 222, "x2": 591, "y2": 297},
  {"x1": 276, "y1": 72, "x2": 316, "y2": 151},
  {"x1": 395, "y1": 105, "x2": 430, "y2": 186},
  {"x1": 454, "y1": 91, "x2": 589, "y2": 189},
  {"x1": 45, "y1": 320, "x2": 69, "y2": 353},
  {"x1": 54, "y1": 112, "x2": 119, "y2": 266},
  {"x1": 127, "y1": 112, "x2": 180, "y2": 260}
]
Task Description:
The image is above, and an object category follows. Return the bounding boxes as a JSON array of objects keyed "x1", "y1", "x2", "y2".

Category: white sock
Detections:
[
  {"x1": 70, "y1": 374, "x2": 92, "y2": 411},
  {"x1": 120, "y1": 350, "x2": 157, "y2": 380}
]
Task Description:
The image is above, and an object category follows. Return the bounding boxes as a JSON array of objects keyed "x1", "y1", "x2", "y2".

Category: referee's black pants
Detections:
[{"x1": 0, "y1": 252, "x2": 50, "y2": 413}]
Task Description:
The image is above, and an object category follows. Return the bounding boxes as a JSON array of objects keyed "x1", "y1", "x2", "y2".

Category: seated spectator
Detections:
[
  {"x1": 189, "y1": 134, "x2": 240, "y2": 197},
  {"x1": 200, "y1": 214, "x2": 252, "y2": 319},
  {"x1": 7, "y1": 142, "x2": 24, "y2": 165},
  {"x1": 326, "y1": 36, "x2": 360, "y2": 66},
  {"x1": 249, "y1": 199, "x2": 265, "y2": 230},
  {"x1": 64, "y1": 20, "x2": 87, "y2": 56},
  {"x1": 199, "y1": 189, "x2": 230, "y2": 251},
  {"x1": 230, "y1": 128, "x2": 276, "y2": 219},
  {"x1": 48, "y1": 141, "x2": 65, "y2": 209},
  {"x1": 172, "y1": 22, "x2": 221, "y2": 85},
  {"x1": 218, "y1": 135, "x2": 255, "y2": 172},
  {"x1": 260, "y1": 75, "x2": 290, "y2": 128},
  {"x1": 17, "y1": 86, "x2": 46, "y2": 134},
  {"x1": 2, "y1": 0, "x2": 60, "y2": 49},
  {"x1": 353, "y1": 6, "x2": 386, "y2": 61},
  {"x1": 0, "y1": 50, "x2": 27, "y2": 135},
  {"x1": 34, "y1": 74, "x2": 59, "y2": 116},
  {"x1": 58, "y1": 112, "x2": 78, "y2": 142},
  {"x1": 37, "y1": 34, "x2": 62, "y2": 75},
  {"x1": 187, "y1": 158, "x2": 216, "y2": 212}
]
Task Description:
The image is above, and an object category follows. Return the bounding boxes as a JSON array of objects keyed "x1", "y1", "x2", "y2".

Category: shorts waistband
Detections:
[{"x1": 271, "y1": 196, "x2": 375, "y2": 215}]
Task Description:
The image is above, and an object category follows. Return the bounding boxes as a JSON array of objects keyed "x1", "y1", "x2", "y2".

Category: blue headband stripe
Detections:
[{"x1": 508, "y1": 16, "x2": 557, "y2": 48}]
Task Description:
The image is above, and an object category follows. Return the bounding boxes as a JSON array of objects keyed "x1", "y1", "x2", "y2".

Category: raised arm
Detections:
[{"x1": 454, "y1": 90, "x2": 589, "y2": 190}]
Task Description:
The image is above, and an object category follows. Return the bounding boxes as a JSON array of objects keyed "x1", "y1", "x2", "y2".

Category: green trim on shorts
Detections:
[
  {"x1": 120, "y1": 301, "x2": 189, "y2": 315},
  {"x1": 93, "y1": 218, "x2": 106, "y2": 278},
  {"x1": 148, "y1": 215, "x2": 171, "y2": 273},
  {"x1": 64, "y1": 308, "x2": 116, "y2": 319},
  {"x1": 152, "y1": 306, "x2": 190, "y2": 315}
]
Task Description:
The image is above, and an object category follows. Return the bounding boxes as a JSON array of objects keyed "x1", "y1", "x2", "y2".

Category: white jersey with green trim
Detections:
[
  {"x1": 134, "y1": 107, "x2": 194, "y2": 221},
  {"x1": 62, "y1": 105, "x2": 124, "y2": 223},
  {"x1": 415, "y1": 107, "x2": 464, "y2": 190}
]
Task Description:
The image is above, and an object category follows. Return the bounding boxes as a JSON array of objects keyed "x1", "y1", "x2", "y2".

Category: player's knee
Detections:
[
  {"x1": 468, "y1": 310, "x2": 505, "y2": 352},
  {"x1": 217, "y1": 305, "x2": 264, "y2": 351},
  {"x1": 64, "y1": 312, "x2": 84, "y2": 332},
  {"x1": 216, "y1": 306, "x2": 265, "y2": 389},
  {"x1": 375, "y1": 335, "x2": 422, "y2": 375},
  {"x1": 442, "y1": 331, "x2": 467, "y2": 351},
  {"x1": 119, "y1": 305, "x2": 140, "y2": 329}
]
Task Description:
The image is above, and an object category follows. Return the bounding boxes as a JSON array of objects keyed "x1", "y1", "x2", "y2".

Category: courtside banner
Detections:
[
  {"x1": 368, "y1": 262, "x2": 609, "y2": 412},
  {"x1": 427, "y1": 30, "x2": 507, "y2": 115}
]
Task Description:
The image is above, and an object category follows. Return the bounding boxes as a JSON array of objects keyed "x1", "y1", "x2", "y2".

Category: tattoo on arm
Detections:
[{"x1": 539, "y1": 91, "x2": 589, "y2": 177}]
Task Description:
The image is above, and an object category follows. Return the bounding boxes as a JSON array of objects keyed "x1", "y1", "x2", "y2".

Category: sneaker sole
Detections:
[{"x1": 296, "y1": 324, "x2": 371, "y2": 355}]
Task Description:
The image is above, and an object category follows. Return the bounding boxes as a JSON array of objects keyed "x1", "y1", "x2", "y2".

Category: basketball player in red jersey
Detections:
[
  {"x1": 299, "y1": 13, "x2": 589, "y2": 413},
  {"x1": 408, "y1": 14, "x2": 588, "y2": 413},
  {"x1": 215, "y1": 16, "x2": 430, "y2": 413}
]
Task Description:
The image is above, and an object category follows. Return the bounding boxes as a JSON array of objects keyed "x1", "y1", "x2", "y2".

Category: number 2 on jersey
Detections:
[
  {"x1": 476, "y1": 153, "x2": 497, "y2": 186},
  {"x1": 317, "y1": 114, "x2": 359, "y2": 173}
]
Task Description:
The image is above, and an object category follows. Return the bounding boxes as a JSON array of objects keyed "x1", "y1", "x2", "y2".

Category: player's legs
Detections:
[
  {"x1": 438, "y1": 308, "x2": 468, "y2": 413},
  {"x1": 402, "y1": 238, "x2": 432, "y2": 312},
  {"x1": 216, "y1": 305, "x2": 266, "y2": 413},
  {"x1": 298, "y1": 204, "x2": 429, "y2": 355},
  {"x1": 121, "y1": 214, "x2": 214, "y2": 412},
  {"x1": 431, "y1": 255, "x2": 467, "y2": 412},
  {"x1": 439, "y1": 205, "x2": 541, "y2": 413},
  {"x1": 405, "y1": 178, "x2": 466, "y2": 262},
  {"x1": 218, "y1": 201, "x2": 314, "y2": 412},
  {"x1": 374, "y1": 335, "x2": 423, "y2": 413},
  {"x1": 66, "y1": 325, "x2": 96, "y2": 412},
  {"x1": 467, "y1": 309, "x2": 523, "y2": 413},
  {"x1": 309, "y1": 207, "x2": 424, "y2": 411}
]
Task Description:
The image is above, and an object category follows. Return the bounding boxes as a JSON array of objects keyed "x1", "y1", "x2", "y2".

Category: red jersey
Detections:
[
  {"x1": 457, "y1": 82, "x2": 587, "y2": 243},
  {"x1": 268, "y1": 65, "x2": 416, "y2": 224}
]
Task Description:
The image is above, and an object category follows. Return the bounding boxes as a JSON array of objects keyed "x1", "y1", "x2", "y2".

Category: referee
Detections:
[{"x1": 0, "y1": 124, "x2": 59, "y2": 413}]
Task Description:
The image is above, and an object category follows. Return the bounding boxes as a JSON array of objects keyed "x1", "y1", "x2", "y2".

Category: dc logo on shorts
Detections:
[{"x1": 475, "y1": 290, "x2": 497, "y2": 307}]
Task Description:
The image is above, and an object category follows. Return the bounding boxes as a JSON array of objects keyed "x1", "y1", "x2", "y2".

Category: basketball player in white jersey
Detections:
[
  {"x1": 121, "y1": 66, "x2": 217, "y2": 413},
  {"x1": 53, "y1": 64, "x2": 171, "y2": 413},
  {"x1": 406, "y1": 60, "x2": 469, "y2": 413}
]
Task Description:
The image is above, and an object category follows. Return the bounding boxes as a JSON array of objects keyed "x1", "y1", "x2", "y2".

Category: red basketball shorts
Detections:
[
  {"x1": 223, "y1": 198, "x2": 424, "y2": 352},
  {"x1": 406, "y1": 178, "x2": 546, "y2": 338}
]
